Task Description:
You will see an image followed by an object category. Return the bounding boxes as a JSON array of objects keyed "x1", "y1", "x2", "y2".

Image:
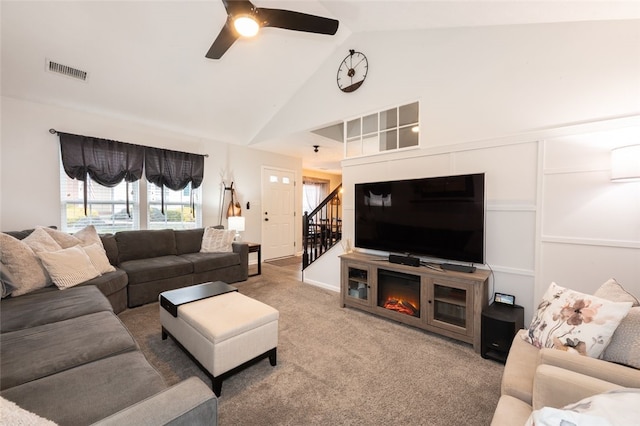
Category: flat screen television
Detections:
[{"x1": 354, "y1": 173, "x2": 485, "y2": 264}]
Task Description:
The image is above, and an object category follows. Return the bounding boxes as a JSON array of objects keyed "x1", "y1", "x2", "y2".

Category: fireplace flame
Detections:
[{"x1": 383, "y1": 298, "x2": 419, "y2": 317}]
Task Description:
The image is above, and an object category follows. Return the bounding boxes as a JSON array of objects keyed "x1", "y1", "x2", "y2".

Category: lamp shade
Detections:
[
  {"x1": 611, "y1": 145, "x2": 640, "y2": 182},
  {"x1": 228, "y1": 216, "x2": 245, "y2": 232}
]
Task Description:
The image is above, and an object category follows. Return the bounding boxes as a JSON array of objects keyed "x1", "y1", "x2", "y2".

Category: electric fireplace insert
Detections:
[{"x1": 377, "y1": 269, "x2": 420, "y2": 318}]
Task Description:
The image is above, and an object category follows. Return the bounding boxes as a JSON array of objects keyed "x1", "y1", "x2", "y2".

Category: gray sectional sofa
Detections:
[
  {"x1": 1, "y1": 285, "x2": 217, "y2": 425},
  {"x1": 4, "y1": 227, "x2": 249, "y2": 313},
  {"x1": 0, "y1": 226, "x2": 249, "y2": 424},
  {"x1": 111, "y1": 228, "x2": 248, "y2": 310}
]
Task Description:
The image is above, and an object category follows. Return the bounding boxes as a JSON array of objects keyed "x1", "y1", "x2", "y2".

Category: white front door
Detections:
[{"x1": 262, "y1": 167, "x2": 295, "y2": 260}]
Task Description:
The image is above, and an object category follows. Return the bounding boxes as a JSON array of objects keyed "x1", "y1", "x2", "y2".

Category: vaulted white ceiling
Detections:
[{"x1": 3, "y1": 1, "x2": 639, "y2": 173}]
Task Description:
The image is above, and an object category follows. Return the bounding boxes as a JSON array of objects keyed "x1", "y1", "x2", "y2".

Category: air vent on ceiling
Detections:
[{"x1": 46, "y1": 59, "x2": 88, "y2": 81}]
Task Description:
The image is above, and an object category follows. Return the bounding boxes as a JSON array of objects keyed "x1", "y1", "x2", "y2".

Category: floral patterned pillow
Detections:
[{"x1": 522, "y1": 282, "x2": 633, "y2": 358}]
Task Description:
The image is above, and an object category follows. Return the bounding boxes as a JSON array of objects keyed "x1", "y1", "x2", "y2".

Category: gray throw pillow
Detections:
[{"x1": 600, "y1": 307, "x2": 640, "y2": 368}]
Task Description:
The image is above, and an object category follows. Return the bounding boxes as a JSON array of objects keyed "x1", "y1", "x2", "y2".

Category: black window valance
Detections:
[
  {"x1": 58, "y1": 132, "x2": 205, "y2": 217},
  {"x1": 144, "y1": 147, "x2": 205, "y2": 214},
  {"x1": 59, "y1": 133, "x2": 144, "y2": 216}
]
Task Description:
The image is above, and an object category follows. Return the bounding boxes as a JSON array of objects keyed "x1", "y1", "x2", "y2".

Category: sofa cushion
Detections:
[
  {"x1": 522, "y1": 282, "x2": 632, "y2": 358},
  {"x1": 116, "y1": 229, "x2": 177, "y2": 263},
  {"x1": 0, "y1": 286, "x2": 112, "y2": 333},
  {"x1": 1, "y1": 351, "x2": 166, "y2": 426},
  {"x1": 100, "y1": 234, "x2": 119, "y2": 266},
  {"x1": 180, "y1": 252, "x2": 241, "y2": 273},
  {"x1": 120, "y1": 255, "x2": 193, "y2": 285},
  {"x1": 0, "y1": 233, "x2": 51, "y2": 296},
  {"x1": 491, "y1": 395, "x2": 532, "y2": 426},
  {"x1": 501, "y1": 330, "x2": 540, "y2": 405},
  {"x1": 1, "y1": 311, "x2": 138, "y2": 390},
  {"x1": 175, "y1": 228, "x2": 205, "y2": 255},
  {"x1": 82, "y1": 268, "x2": 128, "y2": 297}
]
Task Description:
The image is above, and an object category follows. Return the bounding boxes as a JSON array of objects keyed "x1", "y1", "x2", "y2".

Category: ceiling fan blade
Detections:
[
  {"x1": 258, "y1": 8, "x2": 339, "y2": 35},
  {"x1": 205, "y1": 21, "x2": 239, "y2": 59},
  {"x1": 222, "y1": 0, "x2": 255, "y2": 16}
]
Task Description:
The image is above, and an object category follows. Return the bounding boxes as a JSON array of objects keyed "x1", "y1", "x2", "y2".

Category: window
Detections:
[
  {"x1": 302, "y1": 178, "x2": 329, "y2": 214},
  {"x1": 147, "y1": 183, "x2": 201, "y2": 230},
  {"x1": 60, "y1": 164, "x2": 202, "y2": 232},
  {"x1": 60, "y1": 164, "x2": 139, "y2": 233},
  {"x1": 345, "y1": 101, "x2": 419, "y2": 158},
  {"x1": 57, "y1": 133, "x2": 205, "y2": 232}
]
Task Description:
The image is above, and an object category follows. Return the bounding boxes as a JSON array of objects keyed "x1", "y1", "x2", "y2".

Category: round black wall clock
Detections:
[{"x1": 337, "y1": 50, "x2": 368, "y2": 93}]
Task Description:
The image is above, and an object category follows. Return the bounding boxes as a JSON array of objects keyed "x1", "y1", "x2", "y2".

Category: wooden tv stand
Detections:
[{"x1": 340, "y1": 253, "x2": 490, "y2": 352}]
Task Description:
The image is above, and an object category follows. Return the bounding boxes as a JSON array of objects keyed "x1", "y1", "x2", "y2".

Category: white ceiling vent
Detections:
[{"x1": 46, "y1": 59, "x2": 89, "y2": 82}]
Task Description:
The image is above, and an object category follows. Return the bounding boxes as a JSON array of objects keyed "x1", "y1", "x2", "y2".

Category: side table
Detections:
[{"x1": 247, "y1": 242, "x2": 261, "y2": 276}]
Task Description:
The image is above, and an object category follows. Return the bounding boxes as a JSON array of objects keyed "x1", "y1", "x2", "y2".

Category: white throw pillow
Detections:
[
  {"x1": 37, "y1": 246, "x2": 100, "y2": 290},
  {"x1": 200, "y1": 227, "x2": 235, "y2": 253},
  {"x1": 43, "y1": 225, "x2": 103, "y2": 248},
  {"x1": 0, "y1": 233, "x2": 51, "y2": 296},
  {"x1": 525, "y1": 389, "x2": 640, "y2": 426},
  {"x1": 0, "y1": 397, "x2": 57, "y2": 425},
  {"x1": 82, "y1": 243, "x2": 116, "y2": 274},
  {"x1": 522, "y1": 282, "x2": 632, "y2": 358},
  {"x1": 42, "y1": 227, "x2": 82, "y2": 248},
  {"x1": 74, "y1": 225, "x2": 104, "y2": 248},
  {"x1": 594, "y1": 278, "x2": 639, "y2": 307},
  {"x1": 23, "y1": 228, "x2": 63, "y2": 253}
]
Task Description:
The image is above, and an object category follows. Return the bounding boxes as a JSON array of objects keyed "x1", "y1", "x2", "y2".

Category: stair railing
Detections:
[{"x1": 302, "y1": 184, "x2": 342, "y2": 269}]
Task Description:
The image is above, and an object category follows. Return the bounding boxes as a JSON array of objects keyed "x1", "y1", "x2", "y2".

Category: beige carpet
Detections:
[
  {"x1": 119, "y1": 262, "x2": 503, "y2": 425},
  {"x1": 265, "y1": 255, "x2": 302, "y2": 268}
]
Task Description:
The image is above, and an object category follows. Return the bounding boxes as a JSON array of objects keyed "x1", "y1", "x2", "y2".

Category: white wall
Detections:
[
  {"x1": 293, "y1": 20, "x2": 640, "y2": 324},
  {"x1": 256, "y1": 20, "x2": 640, "y2": 145},
  {"x1": 538, "y1": 127, "x2": 640, "y2": 303},
  {"x1": 0, "y1": 96, "x2": 302, "y2": 248}
]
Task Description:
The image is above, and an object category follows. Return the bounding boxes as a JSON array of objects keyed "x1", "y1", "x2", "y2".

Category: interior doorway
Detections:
[{"x1": 261, "y1": 167, "x2": 296, "y2": 260}]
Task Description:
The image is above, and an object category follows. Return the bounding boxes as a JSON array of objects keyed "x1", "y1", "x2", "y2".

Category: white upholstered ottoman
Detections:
[{"x1": 160, "y1": 289, "x2": 279, "y2": 396}]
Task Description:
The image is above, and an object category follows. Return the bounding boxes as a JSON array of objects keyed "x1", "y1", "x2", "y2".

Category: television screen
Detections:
[{"x1": 354, "y1": 173, "x2": 485, "y2": 264}]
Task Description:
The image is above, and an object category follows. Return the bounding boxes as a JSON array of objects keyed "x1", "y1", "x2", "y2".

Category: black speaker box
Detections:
[
  {"x1": 388, "y1": 254, "x2": 420, "y2": 267},
  {"x1": 481, "y1": 303, "x2": 525, "y2": 363}
]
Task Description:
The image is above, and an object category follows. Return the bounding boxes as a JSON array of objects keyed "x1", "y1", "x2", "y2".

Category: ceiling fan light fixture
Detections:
[{"x1": 234, "y1": 15, "x2": 260, "y2": 37}]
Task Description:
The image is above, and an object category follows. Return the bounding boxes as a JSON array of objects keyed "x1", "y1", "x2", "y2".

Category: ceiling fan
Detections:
[{"x1": 206, "y1": 0, "x2": 339, "y2": 59}]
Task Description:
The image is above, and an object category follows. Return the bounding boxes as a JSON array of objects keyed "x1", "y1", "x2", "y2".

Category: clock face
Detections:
[{"x1": 337, "y1": 51, "x2": 368, "y2": 93}]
